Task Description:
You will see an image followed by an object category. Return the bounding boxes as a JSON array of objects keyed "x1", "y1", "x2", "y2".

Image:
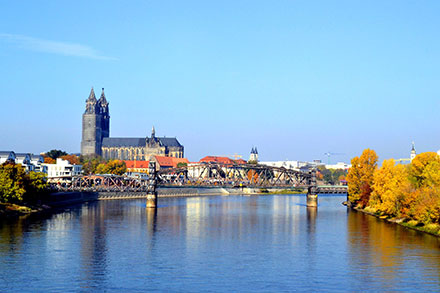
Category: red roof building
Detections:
[
  {"x1": 152, "y1": 155, "x2": 189, "y2": 169},
  {"x1": 199, "y1": 156, "x2": 247, "y2": 165},
  {"x1": 123, "y1": 160, "x2": 150, "y2": 173}
]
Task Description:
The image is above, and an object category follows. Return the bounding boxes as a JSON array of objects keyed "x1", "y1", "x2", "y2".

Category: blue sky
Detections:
[{"x1": 1, "y1": 1, "x2": 439, "y2": 163}]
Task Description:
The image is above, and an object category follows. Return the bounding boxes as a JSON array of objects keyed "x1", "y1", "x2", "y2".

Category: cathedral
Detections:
[{"x1": 81, "y1": 88, "x2": 184, "y2": 160}]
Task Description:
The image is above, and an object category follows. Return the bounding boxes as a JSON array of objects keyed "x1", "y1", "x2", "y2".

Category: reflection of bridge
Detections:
[{"x1": 51, "y1": 162, "x2": 346, "y2": 207}]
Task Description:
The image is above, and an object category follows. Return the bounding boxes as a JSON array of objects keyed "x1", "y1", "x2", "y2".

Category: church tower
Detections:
[
  {"x1": 81, "y1": 87, "x2": 109, "y2": 157},
  {"x1": 98, "y1": 88, "x2": 110, "y2": 139},
  {"x1": 410, "y1": 142, "x2": 416, "y2": 162},
  {"x1": 249, "y1": 147, "x2": 259, "y2": 163}
]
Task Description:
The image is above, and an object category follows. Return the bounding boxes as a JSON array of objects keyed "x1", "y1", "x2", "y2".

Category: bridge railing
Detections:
[{"x1": 49, "y1": 163, "x2": 316, "y2": 192}]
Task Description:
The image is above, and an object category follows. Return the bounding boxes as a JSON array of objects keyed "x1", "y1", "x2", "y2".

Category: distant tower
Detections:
[
  {"x1": 249, "y1": 147, "x2": 259, "y2": 163},
  {"x1": 81, "y1": 87, "x2": 109, "y2": 157},
  {"x1": 151, "y1": 125, "x2": 156, "y2": 139},
  {"x1": 410, "y1": 142, "x2": 416, "y2": 162},
  {"x1": 98, "y1": 88, "x2": 110, "y2": 139}
]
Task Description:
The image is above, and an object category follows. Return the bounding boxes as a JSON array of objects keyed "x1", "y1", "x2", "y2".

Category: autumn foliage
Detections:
[
  {"x1": 0, "y1": 162, "x2": 48, "y2": 204},
  {"x1": 346, "y1": 149, "x2": 378, "y2": 208},
  {"x1": 347, "y1": 150, "x2": 440, "y2": 226}
]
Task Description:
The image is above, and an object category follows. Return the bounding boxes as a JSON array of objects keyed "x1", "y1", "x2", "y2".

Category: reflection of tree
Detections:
[{"x1": 346, "y1": 210, "x2": 440, "y2": 290}]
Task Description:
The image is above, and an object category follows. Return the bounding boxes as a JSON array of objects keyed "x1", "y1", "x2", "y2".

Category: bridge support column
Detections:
[
  {"x1": 147, "y1": 161, "x2": 158, "y2": 209},
  {"x1": 307, "y1": 169, "x2": 318, "y2": 207},
  {"x1": 146, "y1": 192, "x2": 157, "y2": 208}
]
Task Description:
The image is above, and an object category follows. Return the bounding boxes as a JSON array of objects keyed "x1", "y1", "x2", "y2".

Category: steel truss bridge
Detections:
[{"x1": 50, "y1": 163, "x2": 315, "y2": 191}]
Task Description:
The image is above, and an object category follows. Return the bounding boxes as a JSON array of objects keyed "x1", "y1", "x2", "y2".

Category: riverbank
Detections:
[
  {"x1": 260, "y1": 188, "x2": 305, "y2": 195},
  {"x1": 0, "y1": 202, "x2": 50, "y2": 218},
  {"x1": 344, "y1": 201, "x2": 440, "y2": 237}
]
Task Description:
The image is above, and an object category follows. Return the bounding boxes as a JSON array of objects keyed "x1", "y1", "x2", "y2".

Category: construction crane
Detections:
[
  {"x1": 221, "y1": 154, "x2": 243, "y2": 160},
  {"x1": 324, "y1": 152, "x2": 345, "y2": 164}
]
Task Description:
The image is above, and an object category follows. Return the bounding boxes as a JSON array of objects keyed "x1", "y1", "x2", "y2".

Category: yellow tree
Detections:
[
  {"x1": 409, "y1": 152, "x2": 440, "y2": 188},
  {"x1": 60, "y1": 154, "x2": 80, "y2": 165},
  {"x1": 347, "y1": 149, "x2": 378, "y2": 207},
  {"x1": 405, "y1": 152, "x2": 440, "y2": 223},
  {"x1": 106, "y1": 160, "x2": 127, "y2": 175},
  {"x1": 370, "y1": 159, "x2": 408, "y2": 216},
  {"x1": 95, "y1": 163, "x2": 107, "y2": 174}
]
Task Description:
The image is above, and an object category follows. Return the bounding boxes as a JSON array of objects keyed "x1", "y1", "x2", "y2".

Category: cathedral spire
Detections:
[
  {"x1": 87, "y1": 87, "x2": 96, "y2": 102},
  {"x1": 151, "y1": 126, "x2": 156, "y2": 138},
  {"x1": 98, "y1": 88, "x2": 107, "y2": 104},
  {"x1": 85, "y1": 87, "x2": 97, "y2": 114}
]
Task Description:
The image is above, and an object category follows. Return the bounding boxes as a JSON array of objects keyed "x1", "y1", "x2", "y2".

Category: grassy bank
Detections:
[
  {"x1": 352, "y1": 205, "x2": 440, "y2": 237},
  {"x1": 259, "y1": 188, "x2": 306, "y2": 195},
  {"x1": 0, "y1": 202, "x2": 42, "y2": 218}
]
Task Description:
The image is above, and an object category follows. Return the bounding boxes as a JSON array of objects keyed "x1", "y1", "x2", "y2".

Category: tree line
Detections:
[
  {"x1": 347, "y1": 149, "x2": 440, "y2": 227},
  {"x1": 43, "y1": 150, "x2": 126, "y2": 175},
  {"x1": 0, "y1": 163, "x2": 48, "y2": 204}
]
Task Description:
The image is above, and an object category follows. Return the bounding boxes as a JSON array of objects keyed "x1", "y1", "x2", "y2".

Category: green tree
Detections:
[
  {"x1": 23, "y1": 171, "x2": 49, "y2": 203},
  {"x1": 81, "y1": 157, "x2": 104, "y2": 175},
  {"x1": 0, "y1": 163, "x2": 27, "y2": 203},
  {"x1": 46, "y1": 149, "x2": 68, "y2": 160}
]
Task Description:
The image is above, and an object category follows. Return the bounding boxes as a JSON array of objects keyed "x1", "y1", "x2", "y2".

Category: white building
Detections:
[
  {"x1": 325, "y1": 162, "x2": 351, "y2": 170},
  {"x1": 43, "y1": 158, "x2": 82, "y2": 179},
  {"x1": 30, "y1": 154, "x2": 47, "y2": 173},
  {"x1": 15, "y1": 153, "x2": 34, "y2": 172},
  {"x1": 259, "y1": 160, "x2": 308, "y2": 170},
  {"x1": 0, "y1": 151, "x2": 16, "y2": 164}
]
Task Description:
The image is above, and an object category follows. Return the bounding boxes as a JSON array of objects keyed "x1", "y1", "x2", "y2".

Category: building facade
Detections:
[
  {"x1": 43, "y1": 158, "x2": 82, "y2": 179},
  {"x1": 81, "y1": 88, "x2": 184, "y2": 160}
]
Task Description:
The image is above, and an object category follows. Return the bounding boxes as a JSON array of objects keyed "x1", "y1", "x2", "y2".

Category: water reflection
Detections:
[
  {"x1": 1, "y1": 195, "x2": 440, "y2": 291},
  {"x1": 79, "y1": 203, "x2": 108, "y2": 290},
  {"x1": 347, "y1": 209, "x2": 440, "y2": 290}
]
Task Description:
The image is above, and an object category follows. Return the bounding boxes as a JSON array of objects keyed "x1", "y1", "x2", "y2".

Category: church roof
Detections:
[
  {"x1": 158, "y1": 137, "x2": 182, "y2": 147},
  {"x1": 102, "y1": 137, "x2": 182, "y2": 147}
]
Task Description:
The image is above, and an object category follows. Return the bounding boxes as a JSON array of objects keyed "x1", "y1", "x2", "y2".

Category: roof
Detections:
[
  {"x1": 200, "y1": 156, "x2": 235, "y2": 165},
  {"x1": 199, "y1": 156, "x2": 247, "y2": 165},
  {"x1": 157, "y1": 137, "x2": 182, "y2": 147},
  {"x1": 154, "y1": 156, "x2": 189, "y2": 168},
  {"x1": 235, "y1": 159, "x2": 247, "y2": 165},
  {"x1": 102, "y1": 137, "x2": 182, "y2": 148},
  {"x1": 154, "y1": 156, "x2": 174, "y2": 167},
  {"x1": 124, "y1": 160, "x2": 150, "y2": 169},
  {"x1": 0, "y1": 151, "x2": 15, "y2": 159},
  {"x1": 173, "y1": 158, "x2": 189, "y2": 166}
]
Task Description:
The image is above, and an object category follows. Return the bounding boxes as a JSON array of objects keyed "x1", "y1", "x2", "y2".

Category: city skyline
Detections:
[{"x1": 1, "y1": 1, "x2": 439, "y2": 162}]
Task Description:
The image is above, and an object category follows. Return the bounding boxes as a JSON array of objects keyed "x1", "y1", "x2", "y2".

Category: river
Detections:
[{"x1": 1, "y1": 194, "x2": 439, "y2": 291}]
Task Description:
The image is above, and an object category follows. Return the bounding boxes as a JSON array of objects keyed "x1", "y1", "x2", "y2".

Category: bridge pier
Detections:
[
  {"x1": 146, "y1": 192, "x2": 157, "y2": 208},
  {"x1": 147, "y1": 161, "x2": 158, "y2": 209},
  {"x1": 306, "y1": 193, "x2": 318, "y2": 207},
  {"x1": 307, "y1": 169, "x2": 318, "y2": 207}
]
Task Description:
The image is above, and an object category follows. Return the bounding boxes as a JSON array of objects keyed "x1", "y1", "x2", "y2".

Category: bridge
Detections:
[{"x1": 50, "y1": 162, "x2": 347, "y2": 207}]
